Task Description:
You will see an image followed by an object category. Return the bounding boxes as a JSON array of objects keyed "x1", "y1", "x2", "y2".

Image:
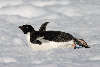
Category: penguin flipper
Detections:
[{"x1": 39, "y1": 22, "x2": 50, "y2": 32}]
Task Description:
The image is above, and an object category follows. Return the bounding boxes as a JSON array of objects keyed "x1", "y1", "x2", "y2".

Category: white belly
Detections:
[
  {"x1": 30, "y1": 41, "x2": 74, "y2": 51},
  {"x1": 26, "y1": 32, "x2": 74, "y2": 51}
]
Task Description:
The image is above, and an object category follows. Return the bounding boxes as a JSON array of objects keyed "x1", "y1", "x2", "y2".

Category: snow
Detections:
[
  {"x1": 0, "y1": 5, "x2": 47, "y2": 18},
  {"x1": 30, "y1": 1, "x2": 70, "y2": 7},
  {"x1": 89, "y1": 56, "x2": 100, "y2": 61},
  {"x1": 0, "y1": 0, "x2": 100, "y2": 67},
  {"x1": 0, "y1": 0, "x2": 23, "y2": 8},
  {"x1": 55, "y1": 7, "x2": 82, "y2": 17},
  {"x1": 0, "y1": 57, "x2": 17, "y2": 63}
]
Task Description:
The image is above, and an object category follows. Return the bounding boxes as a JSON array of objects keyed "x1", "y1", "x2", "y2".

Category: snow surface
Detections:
[{"x1": 0, "y1": 0, "x2": 100, "y2": 67}]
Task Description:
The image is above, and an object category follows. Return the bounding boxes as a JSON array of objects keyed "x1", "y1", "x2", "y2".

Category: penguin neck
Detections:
[{"x1": 26, "y1": 32, "x2": 31, "y2": 46}]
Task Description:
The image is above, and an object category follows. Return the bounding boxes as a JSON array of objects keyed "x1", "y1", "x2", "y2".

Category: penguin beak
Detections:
[{"x1": 19, "y1": 26, "x2": 23, "y2": 29}]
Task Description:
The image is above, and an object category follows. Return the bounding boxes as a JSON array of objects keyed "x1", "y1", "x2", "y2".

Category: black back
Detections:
[{"x1": 30, "y1": 31, "x2": 75, "y2": 42}]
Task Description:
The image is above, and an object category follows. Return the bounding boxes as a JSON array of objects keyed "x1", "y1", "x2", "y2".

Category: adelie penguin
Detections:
[{"x1": 19, "y1": 22, "x2": 90, "y2": 50}]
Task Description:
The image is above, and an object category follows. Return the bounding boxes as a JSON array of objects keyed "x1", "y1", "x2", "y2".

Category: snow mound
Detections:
[
  {"x1": 0, "y1": 57, "x2": 17, "y2": 63},
  {"x1": 0, "y1": 0, "x2": 23, "y2": 8}
]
